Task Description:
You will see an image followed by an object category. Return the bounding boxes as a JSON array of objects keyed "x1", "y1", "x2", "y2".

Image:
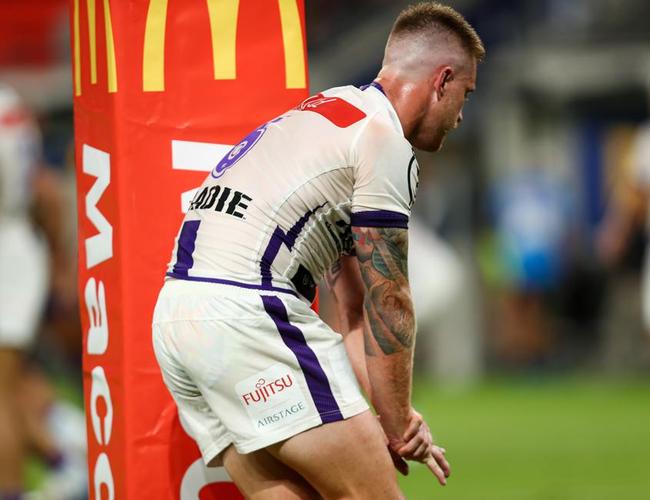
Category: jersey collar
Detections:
[{"x1": 361, "y1": 81, "x2": 404, "y2": 138}]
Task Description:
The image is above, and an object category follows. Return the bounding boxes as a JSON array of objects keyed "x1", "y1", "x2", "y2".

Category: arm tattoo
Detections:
[{"x1": 353, "y1": 227, "x2": 415, "y2": 356}]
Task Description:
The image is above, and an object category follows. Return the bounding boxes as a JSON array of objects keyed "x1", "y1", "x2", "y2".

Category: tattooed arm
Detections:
[
  {"x1": 324, "y1": 256, "x2": 371, "y2": 397},
  {"x1": 331, "y1": 227, "x2": 451, "y2": 484},
  {"x1": 352, "y1": 225, "x2": 415, "y2": 445}
]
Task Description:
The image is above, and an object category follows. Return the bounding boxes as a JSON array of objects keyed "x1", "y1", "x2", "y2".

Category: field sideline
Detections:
[{"x1": 400, "y1": 375, "x2": 650, "y2": 499}]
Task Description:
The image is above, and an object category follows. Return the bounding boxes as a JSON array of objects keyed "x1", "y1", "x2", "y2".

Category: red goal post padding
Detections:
[{"x1": 71, "y1": 1, "x2": 309, "y2": 498}]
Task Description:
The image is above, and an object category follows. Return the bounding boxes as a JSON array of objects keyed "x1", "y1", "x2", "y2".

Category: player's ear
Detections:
[{"x1": 433, "y1": 66, "x2": 453, "y2": 101}]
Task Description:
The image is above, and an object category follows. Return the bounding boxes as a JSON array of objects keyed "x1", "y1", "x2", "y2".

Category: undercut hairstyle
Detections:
[{"x1": 391, "y1": 2, "x2": 485, "y2": 62}]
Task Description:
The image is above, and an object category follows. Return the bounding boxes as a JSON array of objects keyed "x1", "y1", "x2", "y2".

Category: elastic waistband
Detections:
[{"x1": 163, "y1": 273, "x2": 300, "y2": 298}]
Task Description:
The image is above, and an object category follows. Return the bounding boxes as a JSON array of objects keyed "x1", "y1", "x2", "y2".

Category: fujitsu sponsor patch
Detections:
[{"x1": 235, "y1": 364, "x2": 310, "y2": 433}]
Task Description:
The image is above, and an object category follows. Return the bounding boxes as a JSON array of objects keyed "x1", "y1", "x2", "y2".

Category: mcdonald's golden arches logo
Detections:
[
  {"x1": 73, "y1": 0, "x2": 307, "y2": 95},
  {"x1": 73, "y1": 0, "x2": 118, "y2": 95}
]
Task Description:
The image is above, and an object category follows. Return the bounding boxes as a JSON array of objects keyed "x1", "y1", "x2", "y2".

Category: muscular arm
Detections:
[
  {"x1": 352, "y1": 225, "x2": 415, "y2": 444},
  {"x1": 324, "y1": 256, "x2": 371, "y2": 397},
  {"x1": 327, "y1": 227, "x2": 450, "y2": 483}
]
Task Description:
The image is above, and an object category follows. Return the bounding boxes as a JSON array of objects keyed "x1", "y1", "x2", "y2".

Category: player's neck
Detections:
[{"x1": 374, "y1": 72, "x2": 429, "y2": 143}]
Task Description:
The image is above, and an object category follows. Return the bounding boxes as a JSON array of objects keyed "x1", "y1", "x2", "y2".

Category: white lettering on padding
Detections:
[
  {"x1": 94, "y1": 452, "x2": 115, "y2": 500},
  {"x1": 90, "y1": 366, "x2": 113, "y2": 445},
  {"x1": 83, "y1": 144, "x2": 113, "y2": 268},
  {"x1": 85, "y1": 277, "x2": 108, "y2": 355}
]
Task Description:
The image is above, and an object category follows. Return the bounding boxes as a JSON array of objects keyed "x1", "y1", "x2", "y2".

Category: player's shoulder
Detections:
[
  {"x1": 292, "y1": 84, "x2": 411, "y2": 161},
  {"x1": 325, "y1": 85, "x2": 399, "y2": 124},
  {"x1": 323, "y1": 86, "x2": 410, "y2": 159},
  {"x1": 301, "y1": 85, "x2": 398, "y2": 135}
]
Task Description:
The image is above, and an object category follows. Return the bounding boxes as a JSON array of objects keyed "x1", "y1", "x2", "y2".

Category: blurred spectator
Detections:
[
  {"x1": 0, "y1": 84, "x2": 85, "y2": 500},
  {"x1": 483, "y1": 166, "x2": 576, "y2": 366},
  {"x1": 0, "y1": 83, "x2": 49, "y2": 498},
  {"x1": 598, "y1": 123, "x2": 650, "y2": 348}
]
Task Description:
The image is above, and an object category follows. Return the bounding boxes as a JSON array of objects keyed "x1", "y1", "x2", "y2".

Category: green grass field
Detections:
[
  {"x1": 34, "y1": 374, "x2": 650, "y2": 498},
  {"x1": 399, "y1": 376, "x2": 650, "y2": 500}
]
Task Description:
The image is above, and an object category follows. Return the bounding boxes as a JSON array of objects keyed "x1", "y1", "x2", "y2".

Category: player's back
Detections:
[{"x1": 166, "y1": 83, "x2": 417, "y2": 302}]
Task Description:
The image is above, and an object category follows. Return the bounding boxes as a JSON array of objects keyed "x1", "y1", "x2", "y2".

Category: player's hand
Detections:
[
  {"x1": 391, "y1": 409, "x2": 451, "y2": 486},
  {"x1": 420, "y1": 445, "x2": 450, "y2": 486},
  {"x1": 388, "y1": 447, "x2": 410, "y2": 476},
  {"x1": 396, "y1": 409, "x2": 431, "y2": 461}
]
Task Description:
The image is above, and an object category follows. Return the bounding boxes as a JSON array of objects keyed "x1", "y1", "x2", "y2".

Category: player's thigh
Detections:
[
  {"x1": 268, "y1": 410, "x2": 403, "y2": 500},
  {"x1": 222, "y1": 445, "x2": 320, "y2": 500}
]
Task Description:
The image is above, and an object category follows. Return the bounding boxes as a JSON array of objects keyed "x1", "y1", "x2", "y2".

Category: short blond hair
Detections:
[{"x1": 391, "y1": 2, "x2": 485, "y2": 62}]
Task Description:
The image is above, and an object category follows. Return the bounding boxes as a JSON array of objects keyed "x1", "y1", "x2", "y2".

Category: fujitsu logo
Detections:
[{"x1": 242, "y1": 375, "x2": 294, "y2": 406}]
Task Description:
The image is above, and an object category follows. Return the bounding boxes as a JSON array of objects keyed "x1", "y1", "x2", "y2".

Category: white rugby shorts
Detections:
[{"x1": 152, "y1": 278, "x2": 368, "y2": 466}]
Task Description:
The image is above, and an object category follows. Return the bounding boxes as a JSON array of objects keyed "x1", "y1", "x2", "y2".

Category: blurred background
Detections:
[{"x1": 1, "y1": 0, "x2": 649, "y2": 498}]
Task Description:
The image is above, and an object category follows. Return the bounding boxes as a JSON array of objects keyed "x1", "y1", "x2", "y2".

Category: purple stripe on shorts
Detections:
[
  {"x1": 261, "y1": 295, "x2": 343, "y2": 423},
  {"x1": 351, "y1": 210, "x2": 409, "y2": 229},
  {"x1": 172, "y1": 220, "x2": 201, "y2": 276}
]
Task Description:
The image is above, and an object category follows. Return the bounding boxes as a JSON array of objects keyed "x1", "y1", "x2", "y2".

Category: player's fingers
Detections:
[
  {"x1": 421, "y1": 422, "x2": 433, "y2": 445},
  {"x1": 411, "y1": 441, "x2": 430, "y2": 461},
  {"x1": 431, "y1": 446, "x2": 451, "y2": 478},
  {"x1": 395, "y1": 457, "x2": 409, "y2": 476},
  {"x1": 401, "y1": 417, "x2": 422, "y2": 442},
  {"x1": 389, "y1": 448, "x2": 409, "y2": 476},
  {"x1": 396, "y1": 434, "x2": 425, "y2": 456},
  {"x1": 424, "y1": 456, "x2": 447, "y2": 486}
]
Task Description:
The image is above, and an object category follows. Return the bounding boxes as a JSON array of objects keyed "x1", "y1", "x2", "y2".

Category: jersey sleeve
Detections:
[{"x1": 350, "y1": 114, "x2": 418, "y2": 229}]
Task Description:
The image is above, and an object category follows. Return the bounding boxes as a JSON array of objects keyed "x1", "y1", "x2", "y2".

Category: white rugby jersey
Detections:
[
  {"x1": 0, "y1": 85, "x2": 40, "y2": 218},
  {"x1": 166, "y1": 83, "x2": 420, "y2": 301}
]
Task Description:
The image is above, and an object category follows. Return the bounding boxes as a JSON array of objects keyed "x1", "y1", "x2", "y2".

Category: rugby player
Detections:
[{"x1": 153, "y1": 3, "x2": 484, "y2": 498}]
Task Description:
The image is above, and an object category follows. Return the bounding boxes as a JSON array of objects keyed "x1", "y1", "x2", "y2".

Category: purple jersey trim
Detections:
[
  {"x1": 360, "y1": 81, "x2": 386, "y2": 95},
  {"x1": 351, "y1": 210, "x2": 409, "y2": 229},
  {"x1": 172, "y1": 220, "x2": 201, "y2": 276},
  {"x1": 260, "y1": 204, "x2": 325, "y2": 287},
  {"x1": 261, "y1": 295, "x2": 343, "y2": 423},
  {"x1": 165, "y1": 273, "x2": 299, "y2": 297}
]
